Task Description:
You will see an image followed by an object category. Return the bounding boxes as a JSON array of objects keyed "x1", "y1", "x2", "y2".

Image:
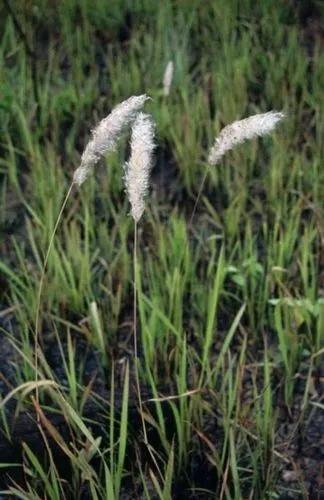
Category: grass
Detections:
[{"x1": 0, "y1": 0, "x2": 323, "y2": 498}]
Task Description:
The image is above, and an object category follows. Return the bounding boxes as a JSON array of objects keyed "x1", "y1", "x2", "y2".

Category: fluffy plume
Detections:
[
  {"x1": 124, "y1": 113, "x2": 155, "y2": 222},
  {"x1": 208, "y1": 111, "x2": 285, "y2": 166},
  {"x1": 163, "y1": 61, "x2": 174, "y2": 96},
  {"x1": 73, "y1": 94, "x2": 148, "y2": 185}
]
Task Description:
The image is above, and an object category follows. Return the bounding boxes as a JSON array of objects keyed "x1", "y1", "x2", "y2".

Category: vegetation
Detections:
[{"x1": 0, "y1": 1, "x2": 323, "y2": 498}]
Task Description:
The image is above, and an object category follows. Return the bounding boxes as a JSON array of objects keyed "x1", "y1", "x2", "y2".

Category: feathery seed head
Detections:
[
  {"x1": 208, "y1": 111, "x2": 285, "y2": 166},
  {"x1": 163, "y1": 61, "x2": 174, "y2": 97},
  {"x1": 73, "y1": 94, "x2": 149, "y2": 186},
  {"x1": 124, "y1": 112, "x2": 155, "y2": 222}
]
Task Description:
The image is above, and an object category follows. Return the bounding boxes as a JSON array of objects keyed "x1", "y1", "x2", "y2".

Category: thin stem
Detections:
[
  {"x1": 177, "y1": 165, "x2": 211, "y2": 283},
  {"x1": 133, "y1": 222, "x2": 164, "y2": 482},
  {"x1": 188, "y1": 166, "x2": 210, "y2": 230},
  {"x1": 34, "y1": 181, "x2": 74, "y2": 407},
  {"x1": 133, "y1": 221, "x2": 148, "y2": 443}
]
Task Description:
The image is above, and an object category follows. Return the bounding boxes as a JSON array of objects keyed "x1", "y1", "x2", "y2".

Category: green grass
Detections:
[{"x1": 0, "y1": 0, "x2": 323, "y2": 498}]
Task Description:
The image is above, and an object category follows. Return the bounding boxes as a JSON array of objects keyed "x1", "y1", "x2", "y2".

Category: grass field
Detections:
[{"x1": 0, "y1": 1, "x2": 323, "y2": 498}]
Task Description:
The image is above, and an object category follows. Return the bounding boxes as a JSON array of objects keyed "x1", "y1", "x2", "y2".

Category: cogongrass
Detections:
[
  {"x1": 31, "y1": 94, "x2": 285, "y2": 496},
  {"x1": 73, "y1": 95, "x2": 148, "y2": 186},
  {"x1": 189, "y1": 111, "x2": 285, "y2": 226},
  {"x1": 34, "y1": 95, "x2": 149, "y2": 406}
]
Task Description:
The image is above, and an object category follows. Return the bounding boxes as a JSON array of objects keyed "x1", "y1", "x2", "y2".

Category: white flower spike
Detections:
[
  {"x1": 73, "y1": 94, "x2": 149, "y2": 186},
  {"x1": 208, "y1": 111, "x2": 285, "y2": 166},
  {"x1": 124, "y1": 112, "x2": 156, "y2": 222},
  {"x1": 163, "y1": 61, "x2": 174, "y2": 97}
]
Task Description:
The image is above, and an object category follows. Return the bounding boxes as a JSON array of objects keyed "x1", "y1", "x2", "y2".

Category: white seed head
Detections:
[
  {"x1": 73, "y1": 94, "x2": 149, "y2": 185},
  {"x1": 208, "y1": 111, "x2": 285, "y2": 166},
  {"x1": 124, "y1": 113, "x2": 155, "y2": 222},
  {"x1": 163, "y1": 61, "x2": 174, "y2": 97}
]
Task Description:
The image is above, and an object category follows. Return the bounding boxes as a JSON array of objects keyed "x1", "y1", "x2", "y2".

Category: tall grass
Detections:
[{"x1": 0, "y1": 1, "x2": 323, "y2": 497}]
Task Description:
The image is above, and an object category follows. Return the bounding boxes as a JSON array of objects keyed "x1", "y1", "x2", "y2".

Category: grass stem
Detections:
[{"x1": 34, "y1": 181, "x2": 74, "y2": 408}]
